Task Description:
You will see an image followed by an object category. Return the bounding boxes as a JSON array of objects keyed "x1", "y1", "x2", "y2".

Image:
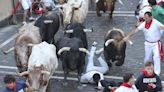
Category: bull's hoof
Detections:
[
  {"x1": 107, "y1": 62, "x2": 112, "y2": 67},
  {"x1": 62, "y1": 82, "x2": 68, "y2": 86},
  {"x1": 77, "y1": 85, "x2": 83, "y2": 89},
  {"x1": 115, "y1": 62, "x2": 124, "y2": 66},
  {"x1": 97, "y1": 13, "x2": 101, "y2": 17},
  {"x1": 109, "y1": 16, "x2": 113, "y2": 19}
]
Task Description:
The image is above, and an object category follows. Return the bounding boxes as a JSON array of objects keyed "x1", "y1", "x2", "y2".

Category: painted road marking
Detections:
[
  {"x1": 0, "y1": 65, "x2": 122, "y2": 80},
  {"x1": 0, "y1": 33, "x2": 17, "y2": 49}
]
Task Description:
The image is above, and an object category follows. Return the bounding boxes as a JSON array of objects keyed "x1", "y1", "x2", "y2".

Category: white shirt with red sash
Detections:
[
  {"x1": 138, "y1": 19, "x2": 162, "y2": 42},
  {"x1": 115, "y1": 82, "x2": 138, "y2": 92},
  {"x1": 137, "y1": 19, "x2": 163, "y2": 75}
]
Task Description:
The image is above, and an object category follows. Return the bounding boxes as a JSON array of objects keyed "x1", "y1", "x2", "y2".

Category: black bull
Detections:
[
  {"x1": 104, "y1": 29, "x2": 126, "y2": 67},
  {"x1": 35, "y1": 9, "x2": 63, "y2": 44},
  {"x1": 96, "y1": 0, "x2": 123, "y2": 19},
  {"x1": 56, "y1": 37, "x2": 89, "y2": 84},
  {"x1": 64, "y1": 23, "x2": 89, "y2": 49}
]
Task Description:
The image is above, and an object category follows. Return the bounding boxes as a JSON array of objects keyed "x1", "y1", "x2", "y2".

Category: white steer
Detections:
[
  {"x1": 61, "y1": 0, "x2": 89, "y2": 24},
  {"x1": 19, "y1": 41, "x2": 58, "y2": 92}
]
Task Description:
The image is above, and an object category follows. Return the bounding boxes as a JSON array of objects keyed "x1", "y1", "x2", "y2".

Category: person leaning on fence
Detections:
[
  {"x1": 135, "y1": 61, "x2": 162, "y2": 92},
  {"x1": 123, "y1": 11, "x2": 164, "y2": 75},
  {"x1": 115, "y1": 73, "x2": 139, "y2": 92},
  {"x1": 3, "y1": 74, "x2": 32, "y2": 92}
]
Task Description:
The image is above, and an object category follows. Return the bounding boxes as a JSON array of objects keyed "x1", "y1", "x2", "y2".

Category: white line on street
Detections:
[
  {"x1": 0, "y1": 66, "x2": 164, "y2": 83},
  {"x1": 0, "y1": 65, "x2": 122, "y2": 80},
  {"x1": 88, "y1": 14, "x2": 135, "y2": 17},
  {"x1": 0, "y1": 71, "x2": 78, "y2": 81},
  {"x1": 16, "y1": 11, "x2": 134, "y2": 15},
  {"x1": 87, "y1": 11, "x2": 135, "y2": 17},
  {"x1": 0, "y1": 33, "x2": 17, "y2": 49},
  {"x1": 88, "y1": 11, "x2": 134, "y2": 14}
]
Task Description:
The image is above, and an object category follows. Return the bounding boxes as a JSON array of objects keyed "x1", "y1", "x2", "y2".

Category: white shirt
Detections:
[
  {"x1": 137, "y1": 19, "x2": 163, "y2": 42},
  {"x1": 80, "y1": 70, "x2": 104, "y2": 83},
  {"x1": 115, "y1": 85, "x2": 139, "y2": 92},
  {"x1": 41, "y1": 0, "x2": 55, "y2": 7},
  {"x1": 18, "y1": 89, "x2": 24, "y2": 92}
]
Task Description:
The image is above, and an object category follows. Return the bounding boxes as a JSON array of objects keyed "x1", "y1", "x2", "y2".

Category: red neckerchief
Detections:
[
  {"x1": 141, "y1": 69, "x2": 155, "y2": 77},
  {"x1": 145, "y1": 19, "x2": 153, "y2": 29},
  {"x1": 13, "y1": 82, "x2": 16, "y2": 92},
  {"x1": 121, "y1": 82, "x2": 132, "y2": 88}
]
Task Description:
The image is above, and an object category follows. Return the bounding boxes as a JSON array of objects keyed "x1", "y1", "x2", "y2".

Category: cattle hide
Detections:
[
  {"x1": 24, "y1": 42, "x2": 58, "y2": 92},
  {"x1": 65, "y1": 23, "x2": 88, "y2": 49},
  {"x1": 15, "y1": 23, "x2": 41, "y2": 73},
  {"x1": 56, "y1": 37, "x2": 89, "y2": 84},
  {"x1": 34, "y1": 8, "x2": 63, "y2": 44},
  {"x1": 61, "y1": 0, "x2": 89, "y2": 24},
  {"x1": 104, "y1": 28, "x2": 126, "y2": 67},
  {"x1": 96, "y1": 0, "x2": 116, "y2": 19}
]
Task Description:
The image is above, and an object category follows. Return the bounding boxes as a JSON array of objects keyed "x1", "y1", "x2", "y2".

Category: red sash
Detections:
[
  {"x1": 158, "y1": 41, "x2": 164, "y2": 62},
  {"x1": 145, "y1": 19, "x2": 153, "y2": 29},
  {"x1": 121, "y1": 82, "x2": 132, "y2": 88},
  {"x1": 13, "y1": 82, "x2": 16, "y2": 92}
]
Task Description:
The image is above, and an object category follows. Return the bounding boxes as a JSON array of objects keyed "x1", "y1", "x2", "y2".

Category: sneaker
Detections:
[
  {"x1": 22, "y1": 21, "x2": 27, "y2": 25},
  {"x1": 29, "y1": 17, "x2": 36, "y2": 21},
  {"x1": 92, "y1": 41, "x2": 98, "y2": 46}
]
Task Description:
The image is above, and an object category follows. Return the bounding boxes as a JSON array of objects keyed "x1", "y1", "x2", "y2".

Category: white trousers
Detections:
[
  {"x1": 160, "y1": 30, "x2": 164, "y2": 36},
  {"x1": 86, "y1": 46, "x2": 109, "y2": 74},
  {"x1": 144, "y1": 41, "x2": 161, "y2": 75},
  {"x1": 20, "y1": 0, "x2": 32, "y2": 10}
]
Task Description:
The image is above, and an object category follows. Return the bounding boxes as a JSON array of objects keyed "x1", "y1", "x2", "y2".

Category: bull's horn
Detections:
[
  {"x1": 95, "y1": 48, "x2": 104, "y2": 54},
  {"x1": 128, "y1": 40, "x2": 133, "y2": 45},
  {"x1": 118, "y1": 0, "x2": 124, "y2": 5},
  {"x1": 79, "y1": 48, "x2": 90, "y2": 55},
  {"x1": 18, "y1": 71, "x2": 29, "y2": 76},
  {"x1": 65, "y1": 29, "x2": 73, "y2": 33},
  {"x1": 41, "y1": 70, "x2": 51, "y2": 75},
  {"x1": 27, "y1": 43, "x2": 35, "y2": 47},
  {"x1": 44, "y1": 20, "x2": 53, "y2": 24},
  {"x1": 105, "y1": 39, "x2": 114, "y2": 46},
  {"x1": 2, "y1": 47, "x2": 15, "y2": 54},
  {"x1": 112, "y1": 28, "x2": 125, "y2": 36},
  {"x1": 58, "y1": 47, "x2": 70, "y2": 55},
  {"x1": 83, "y1": 29, "x2": 93, "y2": 32},
  {"x1": 55, "y1": 5, "x2": 63, "y2": 8}
]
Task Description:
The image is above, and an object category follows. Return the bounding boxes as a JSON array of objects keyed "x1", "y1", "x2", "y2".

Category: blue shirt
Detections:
[{"x1": 4, "y1": 80, "x2": 27, "y2": 92}]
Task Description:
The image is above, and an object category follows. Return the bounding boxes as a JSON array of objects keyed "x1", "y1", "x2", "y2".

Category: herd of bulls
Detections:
[{"x1": 2, "y1": 0, "x2": 128, "y2": 92}]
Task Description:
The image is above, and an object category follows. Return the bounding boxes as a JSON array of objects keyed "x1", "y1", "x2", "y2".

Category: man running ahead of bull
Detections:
[{"x1": 123, "y1": 11, "x2": 164, "y2": 75}]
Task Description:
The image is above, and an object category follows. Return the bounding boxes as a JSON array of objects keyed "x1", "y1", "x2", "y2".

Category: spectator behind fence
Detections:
[
  {"x1": 3, "y1": 74, "x2": 32, "y2": 92},
  {"x1": 135, "y1": 61, "x2": 162, "y2": 92}
]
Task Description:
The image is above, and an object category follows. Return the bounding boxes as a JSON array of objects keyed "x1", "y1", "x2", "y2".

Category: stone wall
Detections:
[{"x1": 0, "y1": 0, "x2": 19, "y2": 21}]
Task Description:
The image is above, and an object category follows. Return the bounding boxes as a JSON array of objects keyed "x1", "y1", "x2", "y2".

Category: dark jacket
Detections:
[
  {"x1": 100, "y1": 80, "x2": 121, "y2": 92},
  {"x1": 135, "y1": 70, "x2": 162, "y2": 92},
  {"x1": 4, "y1": 80, "x2": 27, "y2": 92}
]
